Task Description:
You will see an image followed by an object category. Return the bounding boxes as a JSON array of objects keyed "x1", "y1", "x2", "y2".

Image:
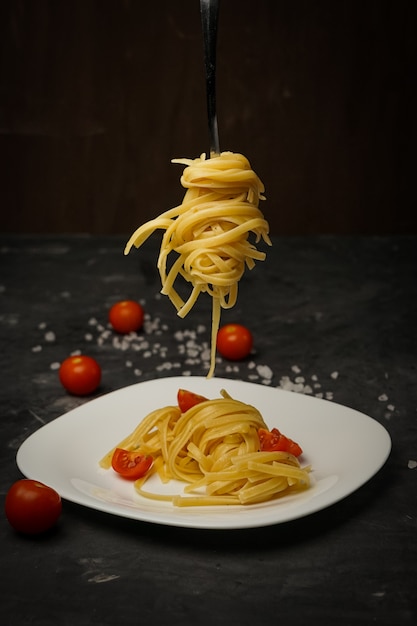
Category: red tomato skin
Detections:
[
  {"x1": 109, "y1": 300, "x2": 144, "y2": 334},
  {"x1": 258, "y1": 428, "x2": 303, "y2": 457},
  {"x1": 111, "y1": 448, "x2": 153, "y2": 480},
  {"x1": 216, "y1": 324, "x2": 253, "y2": 361},
  {"x1": 5, "y1": 479, "x2": 62, "y2": 535},
  {"x1": 177, "y1": 389, "x2": 208, "y2": 413},
  {"x1": 59, "y1": 355, "x2": 101, "y2": 396}
]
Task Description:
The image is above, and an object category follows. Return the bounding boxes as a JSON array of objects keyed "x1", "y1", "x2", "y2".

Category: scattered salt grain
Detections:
[
  {"x1": 156, "y1": 362, "x2": 174, "y2": 371},
  {"x1": 295, "y1": 376, "x2": 305, "y2": 383},
  {"x1": 330, "y1": 371, "x2": 339, "y2": 380},
  {"x1": 256, "y1": 364, "x2": 273, "y2": 380},
  {"x1": 291, "y1": 365, "x2": 301, "y2": 374},
  {"x1": 112, "y1": 336, "x2": 130, "y2": 351},
  {"x1": 50, "y1": 362, "x2": 60, "y2": 370},
  {"x1": 408, "y1": 460, "x2": 417, "y2": 469},
  {"x1": 44, "y1": 331, "x2": 56, "y2": 342},
  {"x1": 85, "y1": 333, "x2": 93, "y2": 341},
  {"x1": 32, "y1": 345, "x2": 42, "y2": 353},
  {"x1": 378, "y1": 394, "x2": 389, "y2": 402},
  {"x1": 200, "y1": 348, "x2": 211, "y2": 362},
  {"x1": 38, "y1": 322, "x2": 47, "y2": 330}
]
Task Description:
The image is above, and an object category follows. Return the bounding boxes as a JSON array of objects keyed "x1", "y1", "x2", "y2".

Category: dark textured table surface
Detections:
[{"x1": 1, "y1": 234, "x2": 416, "y2": 625}]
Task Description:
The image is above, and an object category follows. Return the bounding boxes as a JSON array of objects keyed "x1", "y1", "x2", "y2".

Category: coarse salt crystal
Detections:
[
  {"x1": 378, "y1": 394, "x2": 388, "y2": 402},
  {"x1": 330, "y1": 371, "x2": 339, "y2": 379},
  {"x1": 44, "y1": 331, "x2": 56, "y2": 342},
  {"x1": 201, "y1": 348, "x2": 211, "y2": 361},
  {"x1": 408, "y1": 460, "x2": 417, "y2": 469},
  {"x1": 32, "y1": 345, "x2": 42, "y2": 353},
  {"x1": 256, "y1": 364, "x2": 273, "y2": 380},
  {"x1": 291, "y1": 365, "x2": 301, "y2": 374}
]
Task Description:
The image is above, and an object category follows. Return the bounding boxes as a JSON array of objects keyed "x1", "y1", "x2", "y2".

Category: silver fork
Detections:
[{"x1": 200, "y1": 0, "x2": 220, "y2": 157}]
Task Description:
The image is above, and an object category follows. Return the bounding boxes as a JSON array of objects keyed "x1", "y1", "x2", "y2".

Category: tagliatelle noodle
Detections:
[
  {"x1": 99, "y1": 390, "x2": 311, "y2": 507},
  {"x1": 124, "y1": 152, "x2": 271, "y2": 377}
]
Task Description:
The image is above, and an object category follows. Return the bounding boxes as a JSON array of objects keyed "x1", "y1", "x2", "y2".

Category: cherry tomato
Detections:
[
  {"x1": 5, "y1": 479, "x2": 62, "y2": 535},
  {"x1": 216, "y1": 323, "x2": 253, "y2": 361},
  {"x1": 177, "y1": 389, "x2": 208, "y2": 413},
  {"x1": 258, "y1": 427, "x2": 303, "y2": 457},
  {"x1": 111, "y1": 448, "x2": 153, "y2": 480},
  {"x1": 59, "y1": 355, "x2": 101, "y2": 396},
  {"x1": 109, "y1": 300, "x2": 144, "y2": 334}
]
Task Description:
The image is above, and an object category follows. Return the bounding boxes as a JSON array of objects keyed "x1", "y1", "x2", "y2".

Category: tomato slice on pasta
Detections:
[
  {"x1": 258, "y1": 428, "x2": 303, "y2": 457},
  {"x1": 111, "y1": 448, "x2": 153, "y2": 480},
  {"x1": 177, "y1": 389, "x2": 208, "y2": 413}
]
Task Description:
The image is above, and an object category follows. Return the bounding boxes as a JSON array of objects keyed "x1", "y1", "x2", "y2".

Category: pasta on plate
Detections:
[
  {"x1": 99, "y1": 390, "x2": 311, "y2": 507},
  {"x1": 124, "y1": 151, "x2": 271, "y2": 377}
]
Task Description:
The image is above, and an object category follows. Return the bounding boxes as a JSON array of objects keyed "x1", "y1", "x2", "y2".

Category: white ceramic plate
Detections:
[{"x1": 16, "y1": 376, "x2": 391, "y2": 530}]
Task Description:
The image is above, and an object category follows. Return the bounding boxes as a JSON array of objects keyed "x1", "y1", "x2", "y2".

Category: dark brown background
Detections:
[{"x1": 1, "y1": 0, "x2": 416, "y2": 235}]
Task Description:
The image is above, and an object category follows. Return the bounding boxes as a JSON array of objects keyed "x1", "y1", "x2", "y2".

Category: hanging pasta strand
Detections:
[{"x1": 124, "y1": 151, "x2": 271, "y2": 377}]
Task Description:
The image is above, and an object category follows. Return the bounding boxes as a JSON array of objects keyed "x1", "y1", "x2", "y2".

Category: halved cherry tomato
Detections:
[
  {"x1": 59, "y1": 355, "x2": 101, "y2": 396},
  {"x1": 109, "y1": 300, "x2": 144, "y2": 334},
  {"x1": 216, "y1": 323, "x2": 253, "y2": 361},
  {"x1": 177, "y1": 389, "x2": 208, "y2": 413},
  {"x1": 5, "y1": 479, "x2": 62, "y2": 535},
  {"x1": 111, "y1": 448, "x2": 153, "y2": 480},
  {"x1": 258, "y1": 427, "x2": 303, "y2": 457}
]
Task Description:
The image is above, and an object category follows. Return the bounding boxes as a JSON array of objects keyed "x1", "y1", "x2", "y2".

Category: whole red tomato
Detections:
[
  {"x1": 216, "y1": 324, "x2": 253, "y2": 361},
  {"x1": 109, "y1": 300, "x2": 144, "y2": 334},
  {"x1": 59, "y1": 355, "x2": 101, "y2": 396},
  {"x1": 5, "y1": 479, "x2": 62, "y2": 535}
]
